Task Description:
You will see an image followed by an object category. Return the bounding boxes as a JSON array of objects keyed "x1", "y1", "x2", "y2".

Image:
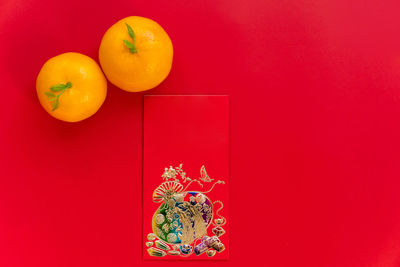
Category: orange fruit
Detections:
[
  {"x1": 99, "y1": 16, "x2": 173, "y2": 92},
  {"x1": 36, "y1": 52, "x2": 107, "y2": 122}
]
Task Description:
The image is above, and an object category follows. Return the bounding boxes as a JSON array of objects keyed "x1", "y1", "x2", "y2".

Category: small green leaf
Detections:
[
  {"x1": 123, "y1": 39, "x2": 134, "y2": 49},
  {"x1": 123, "y1": 24, "x2": 137, "y2": 54},
  {"x1": 50, "y1": 84, "x2": 67, "y2": 92},
  {"x1": 51, "y1": 99, "x2": 59, "y2": 111},
  {"x1": 47, "y1": 82, "x2": 71, "y2": 110},
  {"x1": 45, "y1": 92, "x2": 56, "y2": 97},
  {"x1": 123, "y1": 40, "x2": 137, "y2": 53},
  {"x1": 126, "y1": 23, "x2": 135, "y2": 40}
]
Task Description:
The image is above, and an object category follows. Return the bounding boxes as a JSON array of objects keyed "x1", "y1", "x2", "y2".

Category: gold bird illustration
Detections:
[{"x1": 199, "y1": 165, "x2": 214, "y2": 182}]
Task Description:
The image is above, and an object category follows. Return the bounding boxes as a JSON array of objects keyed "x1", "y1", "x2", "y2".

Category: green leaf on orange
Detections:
[
  {"x1": 45, "y1": 92, "x2": 56, "y2": 97},
  {"x1": 51, "y1": 99, "x2": 59, "y2": 111},
  {"x1": 126, "y1": 23, "x2": 135, "y2": 40},
  {"x1": 50, "y1": 84, "x2": 67, "y2": 92}
]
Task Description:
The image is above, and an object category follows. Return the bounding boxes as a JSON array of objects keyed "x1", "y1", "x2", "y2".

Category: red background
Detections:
[
  {"x1": 143, "y1": 96, "x2": 229, "y2": 260},
  {"x1": 1, "y1": 0, "x2": 400, "y2": 266}
]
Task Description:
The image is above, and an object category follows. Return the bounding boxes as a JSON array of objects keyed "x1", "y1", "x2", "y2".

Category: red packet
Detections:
[{"x1": 143, "y1": 95, "x2": 229, "y2": 260}]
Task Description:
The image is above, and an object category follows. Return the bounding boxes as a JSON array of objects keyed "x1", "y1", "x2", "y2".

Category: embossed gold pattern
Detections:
[{"x1": 146, "y1": 164, "x2": 227, "y2": 258}]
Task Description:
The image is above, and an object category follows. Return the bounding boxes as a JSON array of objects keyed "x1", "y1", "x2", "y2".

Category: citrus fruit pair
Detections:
[{"x1": 36, "y1": 16, "x2": 173, "y2": 122}]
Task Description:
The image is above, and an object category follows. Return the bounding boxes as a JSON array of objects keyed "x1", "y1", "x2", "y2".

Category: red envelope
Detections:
[{"x1": 143, "y1": 95, "x2": 229, "y2": 260}]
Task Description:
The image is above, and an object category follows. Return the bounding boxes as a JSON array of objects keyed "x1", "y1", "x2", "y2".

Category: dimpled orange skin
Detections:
[
  {"x1": 99, "y1": 16, "x2": 173, "y2": 92},
  {"x1": 36, "y1": 53, "x2": 107, "y2": 122}
]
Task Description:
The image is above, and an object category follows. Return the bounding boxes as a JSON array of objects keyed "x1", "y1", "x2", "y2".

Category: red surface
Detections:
[
  {"x1": 143, "y1": 95, "x2": 229, "y2": 260},
  {"x1": 1, "y1": 0, "x2": 400, "y2": 266}
]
